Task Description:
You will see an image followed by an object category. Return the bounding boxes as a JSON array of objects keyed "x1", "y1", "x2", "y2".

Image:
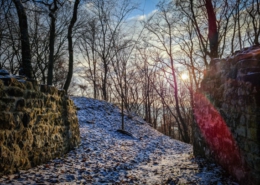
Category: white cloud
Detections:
[
  {"x1": 128, "y1": 14, "x2": 146, "y2": 21},
  {"x1": 128, "y1": 9, "x2": 158, "y2": 21}
]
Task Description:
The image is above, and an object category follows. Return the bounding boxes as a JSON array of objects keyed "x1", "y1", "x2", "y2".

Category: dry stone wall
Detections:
[
  {"x1": 193, "y1": 45, "x2": 260, "y2": 185},
  {"x1": 0, "y1": 77, "x2": 80, "y2": 176}
]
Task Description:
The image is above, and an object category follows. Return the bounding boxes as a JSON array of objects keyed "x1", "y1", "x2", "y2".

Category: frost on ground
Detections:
[{"x1": 0, "y1": 97, "x2": 237, "y2": 185}]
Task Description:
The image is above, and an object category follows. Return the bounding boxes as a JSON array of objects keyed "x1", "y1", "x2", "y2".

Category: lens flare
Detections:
[{"x1": 194, "y1": 92, "x2": 249, "y2": 183}]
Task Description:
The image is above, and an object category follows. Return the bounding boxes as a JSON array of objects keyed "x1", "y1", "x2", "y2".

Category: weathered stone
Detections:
[
  {"x1": 194, "y1": 46, "x2": 260, "y2": 185},
  {"x1": 242, "y1": 72, "x2": 260, "y2": 86},
  {"x1": 0, "y1": 112, "x2": 14, "y2": 129},
  {"x1": 236, "y1": 126, "x2": 246, "y2": 137},
  {"x1": 248, "y1": 141, "x2": 260, "y2": 155},
  {"x1": 237, "y1": 59, "x2": 259, "y2": 68},
  {"x1": 25, "y1": 81, "x2": 33, "y2": 90},
  {"x1": 0, "y1": 100, "x2": 11, "y2": 112},
  {"x1": 247, "y1": 128, "x2": 258, "y2": 141},
  {"x1": 16, "y1": 98, "x2": 26, "y2": 111},
  {"x1": 6, "y1": 86, "x2": 24, "y2": 97},
  {"x1": 26, "y1": 99, "x2": 43, "y2": 109},
  {"x1": 48, "y1": 86, "x2": 58, "y2": 95},
  {"x1": 40, "y1": 84, "x2": 48, "y2": 93},
  {"x1": 0, "y1": 80, "x2": 80, "y2": 176},
  {"x1": 58, "y1": 89, "x2": 65, "y2": 97},
  {"x1": 0, "y1": 77, "x2": 19, "y2": 87},
  {"x1": 26, "y1": 79, "x2": 38, "y2": 91},
  {"x1": 0, "y1": 69, "x2": 9, "y2": 76},
  {"x1": 25, "y1": 90, "x2": 39, "y2": 99}
]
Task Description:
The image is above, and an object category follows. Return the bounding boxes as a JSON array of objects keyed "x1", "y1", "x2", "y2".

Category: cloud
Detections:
[
  {"x1": 128, "y1": 14, "x2": 146, "y2": 21},
  {"x1": 128, "y1": 9, "x2": 158, "y2": 21},
  {"x1": 85, "y1": 2, "x2": 94, "y2": 8}
]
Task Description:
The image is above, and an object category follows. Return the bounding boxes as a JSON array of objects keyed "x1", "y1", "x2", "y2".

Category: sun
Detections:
[{"x1": 181, "y1": 73, "x2": 189, "y2": 80}]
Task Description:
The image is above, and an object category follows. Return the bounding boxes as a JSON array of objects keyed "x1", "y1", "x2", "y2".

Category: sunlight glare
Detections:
[{"x1": 181, "y1": 73, "x2": 189, "y2": 80}]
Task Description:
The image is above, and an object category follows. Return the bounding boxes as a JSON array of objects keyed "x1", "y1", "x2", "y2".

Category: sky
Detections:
[{"x1": 128, "y1": 0, "x2": 160, "y2": 19}]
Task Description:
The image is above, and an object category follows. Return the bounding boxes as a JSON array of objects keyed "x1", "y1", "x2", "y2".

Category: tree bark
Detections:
[
  {"x1": 47, "y1": 2, "x2": 58, "y2": 85},
  {"x1": 205, "y1": 0, "x2": 219, "y2": 58},
  {"x1": 12, "y1": 0, "x2": 33, "y2": 78},
  {"x1": 63, "y1": 0, "x2": 80, "y2": 92}
]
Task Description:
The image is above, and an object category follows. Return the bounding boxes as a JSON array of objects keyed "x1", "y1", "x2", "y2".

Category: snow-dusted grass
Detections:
[{"x1": 0, "y1": 97, "x2": 236, "y2": 185}]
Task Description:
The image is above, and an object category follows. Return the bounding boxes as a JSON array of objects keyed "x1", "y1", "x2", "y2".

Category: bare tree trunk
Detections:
[
  {"x1": 205, "y1": 0, "x2": 219, "y2": 58},
  {"x1": 102, "y1": 62, "x2": 108, "y2": 100},
  {"x1": 237, "y1": 0, "x2": 242, "y2": 49},
  {"x1": 93, "y1": 60, "x2": 97, "y2": 99},
  {"x1": 121, "y1": 94, "x2": 124, "y2": 130},
  {"x1": 47, "y1": 2, "x2": 58, "y2": 85},
  {"x1": 64, "y1": 0, "x2": 80, "y2": 92},
  {"x1": 163, "y1": 103, "x2": 166, "y2": 134},
  {"x1": 12, "y1": 0, "x2": 33, "y2": 78},
  {"x1": 171, "y1": 59, "x2": 190, "y2": 143}
]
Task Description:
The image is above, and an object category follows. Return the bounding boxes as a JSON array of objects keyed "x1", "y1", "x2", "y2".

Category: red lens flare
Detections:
[{"x1": 194, "y1": 92, "x2": 249, "y2": 182}]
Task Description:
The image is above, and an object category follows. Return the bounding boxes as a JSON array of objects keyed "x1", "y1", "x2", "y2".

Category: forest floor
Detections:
[{"x1": 0, "y1": 97, "x2": 238, "y2": 185}]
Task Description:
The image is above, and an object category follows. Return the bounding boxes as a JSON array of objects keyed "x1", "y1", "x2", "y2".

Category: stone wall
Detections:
[
  {"x1": 193, "y1": 45, "x2": 260, "y2": 185},
  {"x1": 0, "y1": 78, "x2": 80, "y2": 176}
]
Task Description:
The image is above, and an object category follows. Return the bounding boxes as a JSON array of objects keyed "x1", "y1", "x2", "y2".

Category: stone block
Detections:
[
  {"x1": 0, "y1": 131, "x2": 4, "y2": 145},
  {"x1": 247, "y1": 128, "x2": 258, "y2": 141},
  {"x1": 1, "y1": 97, "x2": 16, "y2": 105},
  {"x1": 235, "y1": 127, "x2": 247, "y2": 140},
  {"x1": 40, "y1": 85, "x2": 48, "y2": 93},
  {"x1": 248, "y1": 141, "x2": 260, "y2": 155},
  {"x1": 48, "y1": 86, "x2": 58, "y2": 95},
  {"x1": 239, "y1": 114, "x2": 246, "y2": 126},
  {"x1": 22, "y1": 113, "x2": 31, "y2": 128},
  {"x1": 250, "y1": 171, "x2": 260, "y2": 185},
  {"x1": 6, "y1": 86, "x2": 24, "y2": 97},
  {"x1": 40, "y1": 85, "x2": 58, "y2": 95},
  {"x1": 58, "y1": 89, "x2": 65, "y2": 97},
  {"x1": 26, "y1": 79, "x2": 38, "y2": 91},
  {"x1": 0, "y1": 88, "x2": 5, "y2": 98},
  {"x1": 26, "y1": 99, "x2": 43, "y2": 109},
  {"x1": 0, "y1": 79, "x2": 4, "y2": 87},
  {"x1": 244, "y1": 153, "x2": 254, "y2": 169},
  {"x1": 26, "y1": 90, "x2": 42, "y2": 99},
  {"x1": 252, "y1": 156, "x2": 260, "y2": 171},
  {"x1": 245, "y1": 104, "x2": 257, "y2": 114},
  {"x1": 25, "y1": 81, "x2": 34, "y2": 90},
  {"x1": 247, "y1": 114, "x2": 257, "y2": 128},
  {"x1": 0, "y1": 77, "x2": 17, "y2": 86},
  {"x1": 0, "y1": 112, "x2": 15, "y2": 129},
  {"x1": 16, "y1": 98, "x2": 26, "y2": 111},
  {"x1": 0, "y1": 100, "x2": 11, "y2": 112}
]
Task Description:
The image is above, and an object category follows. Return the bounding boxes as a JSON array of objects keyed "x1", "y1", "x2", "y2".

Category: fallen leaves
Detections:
[{"x1": 0, "y1": 97, "x2": 238, "y2": 185}]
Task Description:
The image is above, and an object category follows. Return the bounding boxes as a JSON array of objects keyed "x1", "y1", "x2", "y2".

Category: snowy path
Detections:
[{"x1": 0, "y1": 97, "x2": 236, "y2": 185}]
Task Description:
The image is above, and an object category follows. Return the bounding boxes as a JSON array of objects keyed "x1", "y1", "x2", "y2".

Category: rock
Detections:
[{"x1": 0, "y1": 69, "x2": 9, "y2": 76}]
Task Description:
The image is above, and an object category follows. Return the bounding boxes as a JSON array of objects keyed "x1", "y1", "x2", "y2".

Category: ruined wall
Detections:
[
  {"x1": 193, "y1": 45, "x2": 260, "y2": 185},
  {"x1": 0, "y1": 78, "x2": 80, "y2": 176}
]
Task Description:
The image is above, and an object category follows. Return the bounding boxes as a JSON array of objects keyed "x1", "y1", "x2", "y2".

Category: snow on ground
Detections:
[{"x1": 0, "y1": 97, "x2": 237, "y2": 185}]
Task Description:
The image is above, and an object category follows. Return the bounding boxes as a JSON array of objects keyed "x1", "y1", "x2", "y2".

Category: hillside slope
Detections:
[{"x1": 0, "y1": 97, "x2": 236, "y2": 185}]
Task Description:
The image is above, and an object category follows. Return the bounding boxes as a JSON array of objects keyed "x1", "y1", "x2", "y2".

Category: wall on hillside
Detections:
[
  {"x1": 193, "y1": 45, "x2": 260, "y2": 185},
  {"x1": 0, "y1": 77, "x2": 80, "y2": 176}
]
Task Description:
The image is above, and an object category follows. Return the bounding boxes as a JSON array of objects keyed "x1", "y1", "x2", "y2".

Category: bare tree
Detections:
[
  {"x1": 205, "y1": 0, "x2": 218, "y2": 58},
  {"x1": 63, "y1": 0, "x2": 81, "y2": 92},
  {"x1": 12, "y1": 0, "x2": 33, "y2": 78},
  {"x1": 78, "y1": 17, "x2": 100, "y2": 99},
  {"x1": 245, "y1": 0, "x2": 260, "y2": 45},
  {"x1": 85, "y1": 0, "x2": 137, "y2": 100},
  {"x1": 143, "y1": 1, "x2": 190, "y2": 142}
]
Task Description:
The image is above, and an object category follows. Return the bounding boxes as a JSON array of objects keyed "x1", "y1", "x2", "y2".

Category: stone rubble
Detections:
[{"x1": 0, "y1": 97, "x2": 237, "y2": 185}]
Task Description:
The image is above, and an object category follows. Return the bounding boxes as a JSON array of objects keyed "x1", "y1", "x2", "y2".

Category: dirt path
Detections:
[{"x1": 0, "y1": 97, "x2": 237, "y2": 185}]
